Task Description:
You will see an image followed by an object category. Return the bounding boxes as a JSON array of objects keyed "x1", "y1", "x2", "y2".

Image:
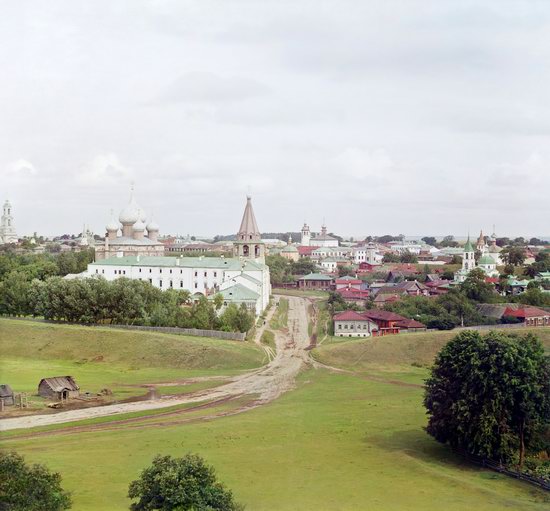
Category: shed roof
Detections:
[
  {"x1": 0, "y1": 384, "x2": 14, "y2": 397},
  {"x1": 39, "y1": 376, "x2": 79, "y2": 392}
]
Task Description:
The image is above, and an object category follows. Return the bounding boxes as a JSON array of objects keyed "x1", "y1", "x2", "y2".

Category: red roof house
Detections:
[{"x1": 503, "y1": 307, "x2": 550, "y2": 327}]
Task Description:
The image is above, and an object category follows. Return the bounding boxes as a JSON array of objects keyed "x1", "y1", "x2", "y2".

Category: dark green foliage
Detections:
[
  {"x1": 459, "y1": 268, "x2": 497, "y2": 302},
  {"x1": 0, "y1": 451, "x2": 72, "y2": 510},
  {"x1": 0, "y1": 277, "x2": 253, "y2": 333},
  {"x1": 128, "y1": 454, "x2": 242, "y2": 511},
  {"x1": 384, "y1": 290, "x2": 489, "y2": 329},
  {"x1": 424, "y1": 331, "x2": 550, "y2": 465},
  {"x1": 265, "y1": 255, "x2": 317, "y2": 285},
  {"x1": 501, "y1": 246, "x2": 526, "y2": 266}
]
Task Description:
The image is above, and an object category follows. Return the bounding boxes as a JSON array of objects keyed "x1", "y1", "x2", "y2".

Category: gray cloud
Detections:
[{"x1": 1, "y1": 1, "x2": 549, "y2": 238}]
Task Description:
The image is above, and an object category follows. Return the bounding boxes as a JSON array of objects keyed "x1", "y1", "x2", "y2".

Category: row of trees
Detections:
[
  {"x1": 0, "y1": 249, "x2": 95, "y2": 282},
  {"x1": 0, "y1": 275, "x2": 254, "y2": 333}
]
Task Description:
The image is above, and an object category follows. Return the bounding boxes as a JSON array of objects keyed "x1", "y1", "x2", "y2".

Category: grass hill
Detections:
[
  {"x1": 0, "y1": 318, "x2": 265, "y2": 399},
  {"x1": 313, "y1": 328, "x2": 550, "y2": 375},
  {"x1": 0, "y1": 319, "x2": 264, "y2": 371}
]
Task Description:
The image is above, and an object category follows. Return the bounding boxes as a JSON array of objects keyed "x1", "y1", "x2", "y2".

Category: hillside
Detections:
[
  {"x1": 313, "y1": 328, "x2": 550, "y2": 374},
  {"x1": 0, "y1": 319, "x2": 264, "y2": 371}
]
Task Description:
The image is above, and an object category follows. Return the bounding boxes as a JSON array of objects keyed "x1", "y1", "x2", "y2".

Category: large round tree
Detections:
[
  {"x1": 424, "y1": 330, "x2": 550, "y2": 466},
  {"x1": 128, "y1": 454, "x2": 242, "y2": 511},
  {"x1": 0, "y1": 451, "x2": 72, "y2": 510}
]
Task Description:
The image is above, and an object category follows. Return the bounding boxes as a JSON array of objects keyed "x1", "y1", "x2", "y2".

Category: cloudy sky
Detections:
[{"x1": 2, "y1": 1, "x2": 550, "y2": 238}]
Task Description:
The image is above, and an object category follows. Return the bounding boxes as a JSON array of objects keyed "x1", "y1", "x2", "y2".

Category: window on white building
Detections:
[{"x1": 159, "y1": 280, "x2": 163, "y2": 287}]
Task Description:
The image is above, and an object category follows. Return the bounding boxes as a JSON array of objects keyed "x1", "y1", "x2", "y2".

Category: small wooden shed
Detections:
[
  {"x1": 0, "y1": 384, "x2": 15, "y2": 406},
  {"x1": 38, "y1": 376, "x2": 80, "y2": 401}
]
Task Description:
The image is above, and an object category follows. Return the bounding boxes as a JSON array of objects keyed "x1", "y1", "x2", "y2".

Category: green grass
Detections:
[
  {"x1": 269, "y1": 298, "x2": 289, "y2": 330},
  {"x1": 0, "y1": 319, "x2": 264, "y2": 403},
  {"x1": 313, "y1": 327, "x2": 550, "y2": 375},
  {"x1": 3, "y1": 370, "x2": 548, "y2": 510},
  {"x1": 274, "y1": 288, "x2": 329, "y2": 298},
  {"x1": 260, "y1": 329, "x2": 276, "y2": 351}
]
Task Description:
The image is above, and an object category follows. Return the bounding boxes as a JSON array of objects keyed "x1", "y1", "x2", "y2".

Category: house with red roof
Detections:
[
  {"x1": 333, "y1": 310, "x2": 379, "y2": 337},
  {"x1": 333, "y1": 309, "x2": 426, "y2": 337},
  {"x1": 503, "y1": 306, "x2": 550, "y2": 327}
]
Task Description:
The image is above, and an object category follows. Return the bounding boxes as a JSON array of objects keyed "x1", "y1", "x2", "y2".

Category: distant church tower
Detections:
[
  {"x1": 234, "y1": 196, "x2": 265, "y2": 263},
  {"x1": 462, "y1": 235, "x2": 476, "y2": 272},
  {"x1": 0, "y1": 200, "x2": 18, "y2": 244},
  {"x1": 301, "y1": 222, "x2": 311, "y2": 246}
]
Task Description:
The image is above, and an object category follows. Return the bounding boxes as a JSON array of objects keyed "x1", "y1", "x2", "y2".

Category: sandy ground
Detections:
[{"x1": 0, "y1": 295, "x2": 312, "y2": 432}]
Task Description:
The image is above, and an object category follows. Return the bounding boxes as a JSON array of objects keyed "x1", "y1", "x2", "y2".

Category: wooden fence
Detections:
[{"x1": 452, "y1": 447, "x2": 550, "y2": 491}]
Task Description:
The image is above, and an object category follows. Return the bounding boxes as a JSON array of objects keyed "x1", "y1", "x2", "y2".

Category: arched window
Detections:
[
  {"x1": 243, "y1": 245, "x2": 249, "y2": 256},
  {"x1": 255, "y1": 245, "x2": 260, "y2": 257}
]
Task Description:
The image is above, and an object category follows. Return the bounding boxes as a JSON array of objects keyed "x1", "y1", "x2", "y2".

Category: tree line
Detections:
[{"x1": 0, "y1": 274, "x2": 254, "y2": 333}]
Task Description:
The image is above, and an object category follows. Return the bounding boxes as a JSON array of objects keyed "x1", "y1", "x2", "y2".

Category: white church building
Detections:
[{"x1": 85, "y1": 196, "x2": 271, "y2": 315}]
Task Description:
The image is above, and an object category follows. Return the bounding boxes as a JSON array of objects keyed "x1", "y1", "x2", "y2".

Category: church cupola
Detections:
[{"x1": 233, "y1": 196, "x2": 265, "y2": 262}]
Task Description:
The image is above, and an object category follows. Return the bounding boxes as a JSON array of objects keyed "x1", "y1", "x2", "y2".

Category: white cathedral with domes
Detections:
[{"x1": 95, "y1": 187, "x2": 165, "y2": 260}]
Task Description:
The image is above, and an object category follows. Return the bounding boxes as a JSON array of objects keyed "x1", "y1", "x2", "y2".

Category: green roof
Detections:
[
  {"x1": 478, "y1": 255, "x2": 495, "y2": 265},
  {"x1": 299, "y1": 273, "x2": 333, "y2": 281},
  {"x1": 463, "y1": 237, "x2": 474, "y2": 252},
  {"x1": 215, "y1": 284, "x2": 259, "y2": 301},
  {"x1": 91, "y1": 256, "x2": 267, "y2": 271}
]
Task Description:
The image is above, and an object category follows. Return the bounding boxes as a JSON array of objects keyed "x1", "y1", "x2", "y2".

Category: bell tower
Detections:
[
  {"x1": 301, "y1": 222, "x2": 311, "y2": 246},
  {"x1": 233, "y1": 196, "x2": 265, "y2": 263}
]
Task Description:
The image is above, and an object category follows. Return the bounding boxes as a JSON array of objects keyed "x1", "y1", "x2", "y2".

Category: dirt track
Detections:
[{"x1": 0, "y1": 295, "x2": 312, "y2": 432}]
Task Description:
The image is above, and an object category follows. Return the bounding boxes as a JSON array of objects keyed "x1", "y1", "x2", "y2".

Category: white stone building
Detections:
[
  {"x1": 85, "y1": 196, "x2": 271, "y2": 315},
  {"x1": 0, "y1": 200, "x2": 18, "y2": 244}
]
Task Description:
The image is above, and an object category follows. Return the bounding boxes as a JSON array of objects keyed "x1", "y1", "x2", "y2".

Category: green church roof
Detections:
[{"x1": 463, "y1": 237, "x2": 474, "y2": 253}]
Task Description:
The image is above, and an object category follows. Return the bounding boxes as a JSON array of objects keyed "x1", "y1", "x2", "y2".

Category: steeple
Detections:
[
  {"x1": 237, "y1": 196, "x2": 261, "y2": 242},
  {"x1": 233, "y1": 196, "x2": 265, "y2": 262}
]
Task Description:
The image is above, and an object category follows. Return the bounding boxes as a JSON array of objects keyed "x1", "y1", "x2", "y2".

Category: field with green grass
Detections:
[
  {"x1": 0, "y1": 319, "x2": 265, "y2": 402},
  {"x1": 269, "y1": 297, "x2": 289, "y2": 329},
  {"x1": 2, "y1": 320, "x2": 549, "y2": 510},
  {"x1": 3, "y1": 370, "x2": 548, "y2": 510}
]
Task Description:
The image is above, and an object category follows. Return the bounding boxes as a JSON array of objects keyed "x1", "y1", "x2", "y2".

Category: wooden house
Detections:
[
  {"x1": 0, "y1": 384, "x2": 15, "y2": 406},
  {"x1": 38, "y1": 376, "x2": 80, "y2": 401}
]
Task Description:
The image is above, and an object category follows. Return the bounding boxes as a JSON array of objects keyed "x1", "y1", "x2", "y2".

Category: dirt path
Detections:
[{"x1": 0, "y1": 295, "x2": 312, "y2": 432}]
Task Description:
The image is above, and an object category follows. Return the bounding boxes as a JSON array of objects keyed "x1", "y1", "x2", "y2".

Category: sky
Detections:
[{"x1": 1, "y1": 0, "x2": 550, "y2": 239}]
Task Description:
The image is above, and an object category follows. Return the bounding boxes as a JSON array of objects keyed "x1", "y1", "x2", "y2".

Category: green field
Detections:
[
  {"x1": 0, "y1": 319, "x2": 265, "y2": 402},
  {"x1": 1, "y1": 321, "x2": 549, "y2": 510}
]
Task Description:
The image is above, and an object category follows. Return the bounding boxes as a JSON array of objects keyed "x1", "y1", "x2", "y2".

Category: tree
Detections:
[
  {"x1": 382, "y1": 253, "x2": 399, "y2": 263},
  {"x1": 337, "y1": 265, "x2": 356, "y2": 277},
  {"x1": 128, "y1": 454, "x2": 242, "y2": 511},
  {"x1": 421, "y1": 236, "x2": 438, "y2": 247},
  {"x1": 501, "y1": 246, "x2": 526, "y2": 266},
  {"x1": 460, "y1": 268, "x2": 496, "y2": 302},
  {"x1": 440, "y1": 235, "x2": 459, "y2": 248},
  {"x1": 0, "y1": 451, "x2": 72, "y2": 510},
  {"x1": 399, "y1": 250, "x2": 418, "y2": 263},
  {"x1": 424, "y1": 331, "x2": 550, "y2": 466}
]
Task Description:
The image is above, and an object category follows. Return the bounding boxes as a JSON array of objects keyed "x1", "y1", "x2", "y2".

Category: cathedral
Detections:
[
  {"x1": 95, "y1": 187, "x2": 165, "y2": 260},
  {"x1": 0, "y1": 200, "x2": 18, "y2": 244}
]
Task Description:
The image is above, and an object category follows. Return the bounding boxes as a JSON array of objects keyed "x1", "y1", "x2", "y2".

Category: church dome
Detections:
[
  {"x1": 133, "y1": 218, "x2": 146, "y2": 232},
  {"x1": 282, "y1": 244, "x2": 298, "y2": 253},
  {"x1": 119, "y1": 188, "x2": 141, "y2": 225},
  {"x1": 106, "y1": 210, "x2": 120, "y2": 232},
  {"x1": 478, "y1": 255, "x2": 495, "y2": 265},
  {"x1": 119, "y1": 201, "x2": 139, "y2": 225},
  {"x1": 146, "y1": 221, "x2": 159, "y2": 232}
]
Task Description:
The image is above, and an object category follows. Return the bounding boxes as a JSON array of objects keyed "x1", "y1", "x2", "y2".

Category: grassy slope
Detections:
[
  {"x1": 3, "y1": 370, "x2": 548, "y2": 511},
  {"x1": 0, "y1": 319, "x2": 265, "y2": 398},
  {"x1": 313, "y1": 327, "x2": 550, "y2": 375}
]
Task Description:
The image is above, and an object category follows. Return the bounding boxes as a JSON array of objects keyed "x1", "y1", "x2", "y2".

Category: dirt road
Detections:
[{"x1": 0, "y1": 295, "x2": 312, "y2": 432}]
